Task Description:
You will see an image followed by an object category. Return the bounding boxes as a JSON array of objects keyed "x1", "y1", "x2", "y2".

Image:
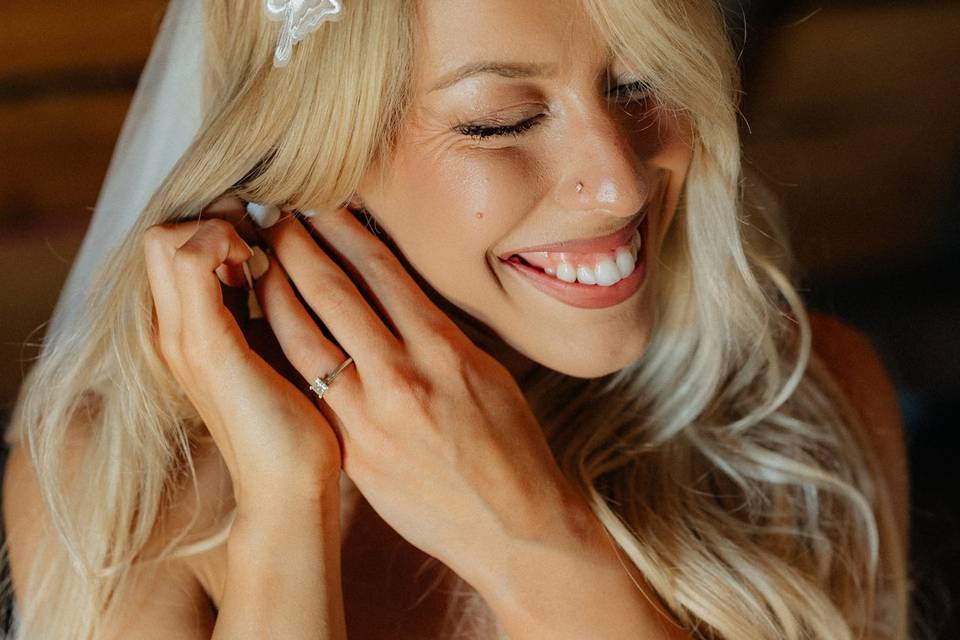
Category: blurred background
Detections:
[{"x1": 0, "y1": 1, "x2": 957, "y2": 636}]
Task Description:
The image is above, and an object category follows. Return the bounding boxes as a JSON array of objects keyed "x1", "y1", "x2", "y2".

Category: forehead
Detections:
[{"x1": 413, "y1": 0, "x2": 611, "y2": 87}]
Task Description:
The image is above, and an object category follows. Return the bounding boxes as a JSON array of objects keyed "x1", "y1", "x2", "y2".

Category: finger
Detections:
[
  {"x1": 146, "y1": 221, "x2": 251, "y2": 345},
  {"x1": 170, "y1": 219, "x2": 254, "y2": 349},
  {"x1": 254, "y1": 250, "x2": 359, "y2": 441},
  {"x1": 203, "y1": 194, "x2": 247, "y2": 216},
  {"x1": 200, "y1": 194, "x2": 261, "y2": 247},
  {"x1": 151, "y1": 200, "x2": 255, "y2": 289},
  {"x1": 144, "y1": 219, "x2": 232, "y2": 331},
  {"x1": 304, "y1": 207, "x2": 453, "y2": 341},
  {"x1": 256, "y1": 250, "x2": 359, "y2": 393},
  {"x1": 215, "y1": 262, "x2": 249, "y2": 289},
  {"x1": 255, "y1": 211, "x2": 401, "y2": 373},
  {"x1": 209, "y1": 199, "x2": 252, "y2": 291},
  {"x1": 144, "y1": 224, "x2": 188, "y2": 340}
]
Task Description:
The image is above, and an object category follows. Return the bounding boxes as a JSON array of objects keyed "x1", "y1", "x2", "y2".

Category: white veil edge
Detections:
[{"x1": 46, "y1": 0, "x2": 205, "y2": 343}]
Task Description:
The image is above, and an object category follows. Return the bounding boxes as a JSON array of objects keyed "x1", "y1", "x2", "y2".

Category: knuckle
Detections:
[
  {"x1": 325, "y1": 286, "x2": 354, "y2": 317},
  {"x1": 171, "y1": 242, "x2": 204, "y2": 275},
  {"x1": 198, "y1": 217, "x2": 236, "y2": 248},
  {"x1": 205, "y1": 217, "x2": 235, "y2": 236},
  {"x1": 420, "y1": 311, "x2": 460, "y2": 341},
  {"x1": 425, "y1": 325, "x2": 468, "y2": 368},
  {"x1": 142, "y1": 224, "x2": 174, "y2": 260},
  {"x1": 282, "y1": 330, "x2": 323, "y2": 372},
  {"x1": 364, "y1": 250, "x2": 398, "y2": 281},
  {"x1": 382, "y1": 364, "x2": 434, "y2": 413},
  {"x1": 304, "y1": 277, "x2": 354, "y2": 317}
]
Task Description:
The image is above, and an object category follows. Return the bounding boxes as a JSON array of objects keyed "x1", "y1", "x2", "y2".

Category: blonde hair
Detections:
[{"x1": 2, "y1": 0, "x2": 909, "y2": 638}]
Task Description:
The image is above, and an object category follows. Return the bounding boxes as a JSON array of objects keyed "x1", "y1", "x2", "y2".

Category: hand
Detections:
[
  {"x1": 252, "y1": 207, "x2": 592, "y2": 582},
  {"x1": 142, "y1": 199, "x2": 343, "y2": 519}
]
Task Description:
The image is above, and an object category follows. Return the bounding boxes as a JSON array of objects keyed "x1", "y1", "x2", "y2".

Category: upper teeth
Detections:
[{"x1": 539, "y1": 230, "x2": 641, "y2": 287}]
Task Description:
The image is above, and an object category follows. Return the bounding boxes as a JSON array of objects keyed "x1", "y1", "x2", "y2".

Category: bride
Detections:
[{"x1": 1, "y1": 0, "x2": 909, "y2": 638}]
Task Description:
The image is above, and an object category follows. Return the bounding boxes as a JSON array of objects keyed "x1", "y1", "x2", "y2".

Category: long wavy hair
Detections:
[{"x1": 2, "y1": 0, "x2": 909, "y2": 638}]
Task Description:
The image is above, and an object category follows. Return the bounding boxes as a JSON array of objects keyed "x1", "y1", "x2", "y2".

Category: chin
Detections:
[{"x1": 530, "y1": 326, "x2": 652, "y2": 379}]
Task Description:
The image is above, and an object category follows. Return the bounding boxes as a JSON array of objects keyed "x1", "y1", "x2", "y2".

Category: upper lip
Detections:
[{"x1": 497, "y1": 210, "x2": 646, "y2": 259}]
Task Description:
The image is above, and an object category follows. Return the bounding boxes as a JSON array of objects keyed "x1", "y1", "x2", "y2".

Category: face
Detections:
[{"x1": 356, "y1": 0, "x2": 694, "y2": 379}]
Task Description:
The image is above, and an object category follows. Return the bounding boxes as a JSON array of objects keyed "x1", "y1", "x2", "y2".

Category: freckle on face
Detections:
[{"x1": 475, "y1": 211, "x2": 485, "y2": 220}]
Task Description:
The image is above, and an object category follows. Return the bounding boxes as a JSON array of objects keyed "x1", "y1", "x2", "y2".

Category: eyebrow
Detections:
[{"x1": 427, "y1": 61, "x2": 559, "y2": 93}]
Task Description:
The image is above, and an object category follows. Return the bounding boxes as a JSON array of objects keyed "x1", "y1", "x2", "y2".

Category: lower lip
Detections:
[{"x1": 500, "y1": 216, "x2": 648, "y2": 310}]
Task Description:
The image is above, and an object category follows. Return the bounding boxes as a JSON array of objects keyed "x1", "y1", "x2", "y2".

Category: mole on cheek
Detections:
[{"x1": 475, "y1": 211, "x2": 484, "y2": 220}]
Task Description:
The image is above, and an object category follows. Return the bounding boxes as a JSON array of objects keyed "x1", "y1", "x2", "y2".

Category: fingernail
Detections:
[
  {"x1": 246, "y1": 201, "x2": 282, "y2": 228},
  {"x1": 247, "y1": 245, "x2": 270, "y2": 280}
]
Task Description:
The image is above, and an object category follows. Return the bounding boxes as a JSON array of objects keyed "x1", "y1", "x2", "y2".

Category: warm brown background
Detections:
[
  {"x1": 1, "y1": 1, "x2": 958, "y2": 636},
  {"x1": 1, "y1": 0, "x2": 168, "y2": 401}
]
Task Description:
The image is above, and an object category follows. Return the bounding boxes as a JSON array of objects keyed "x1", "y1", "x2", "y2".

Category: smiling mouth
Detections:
[
  {"x1": 497, "y1": 181, "x2": 666, "y2": 286},
  {"x1": 504, "y1": 215, "x2": 645, "y2": 286},
  {"x1": 499, "y1": 215, "x2": 650, "y2": 309},
  {"x1": 493, "y1": 175, "x2": 669, "y2": 308}
]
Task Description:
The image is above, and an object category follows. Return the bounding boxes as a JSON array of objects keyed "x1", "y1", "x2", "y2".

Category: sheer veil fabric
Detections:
[{"x1": 47, "y1": 0, "x2": 205, "y2": 343}]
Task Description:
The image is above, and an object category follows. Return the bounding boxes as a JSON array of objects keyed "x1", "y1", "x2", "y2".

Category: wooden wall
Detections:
[{"x1": 0, "y1": 2, "x2": 165, "y2": 402}]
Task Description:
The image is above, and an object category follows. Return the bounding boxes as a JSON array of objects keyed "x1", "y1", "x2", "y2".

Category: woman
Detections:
[{"x1": 0, "y1": 0, "x2": 910, "y2": 638}]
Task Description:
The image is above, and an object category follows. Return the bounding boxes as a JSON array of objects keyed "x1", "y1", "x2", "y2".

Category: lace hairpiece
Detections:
[{"x1": 265, "y1": 0, "x2": 344, "y2": 68}]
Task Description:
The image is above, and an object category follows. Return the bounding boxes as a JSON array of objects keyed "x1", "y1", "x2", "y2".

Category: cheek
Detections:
[{"x1": 386, "y1": 149, "x2": 538, "y2": 288}]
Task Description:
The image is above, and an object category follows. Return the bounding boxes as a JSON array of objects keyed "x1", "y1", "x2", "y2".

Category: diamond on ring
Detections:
[
  {"x1": 310, "y1": 375, "x2": 331, "y2": 399},
  {"x1": 309, "y1": 356, "x2": 354, "y2": 401}
]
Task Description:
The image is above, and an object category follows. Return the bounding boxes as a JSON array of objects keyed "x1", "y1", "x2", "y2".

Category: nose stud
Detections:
[{"x1": 575, "y1": 181, "x2": 583, "y2": 193}]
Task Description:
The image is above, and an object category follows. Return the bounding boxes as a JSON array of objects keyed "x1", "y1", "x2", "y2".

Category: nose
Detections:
[{"x1": 552, "y1": 102, "x2": 650, "y2": 219}]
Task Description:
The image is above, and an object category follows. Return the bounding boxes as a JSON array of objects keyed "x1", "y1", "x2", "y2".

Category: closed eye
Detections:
[
  {"x1": 455, "y1": 80, "x2": 654, "y2": 141},
  {"x1": 455, "y1": 115, "x2": 545, "y2": 141}
]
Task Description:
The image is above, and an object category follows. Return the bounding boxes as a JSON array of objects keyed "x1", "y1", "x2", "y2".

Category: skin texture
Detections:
[
  {"x1": 126, "y1": 1, "x2": 699, "y2": 633},
  {"x1": 0, "y1": 2, "x2": 909, "y2": 639},
  {"x1": 353, "y1": 0, "x2": 694, "y2": 379},
  {"x1": 151, "y1": 2, "x2": 907, "y2": 637},
  {"x1": 182, "y1": 1, "x2": 699, "y2": 635}
]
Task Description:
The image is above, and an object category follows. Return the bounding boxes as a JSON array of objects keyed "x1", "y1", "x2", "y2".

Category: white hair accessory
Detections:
[{"x1": 265, "y1": 0, "x2": 344, "y2": 68}]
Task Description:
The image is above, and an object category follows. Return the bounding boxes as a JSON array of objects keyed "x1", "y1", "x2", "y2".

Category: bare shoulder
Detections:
[
  {"x1": 2, "y1": 419, "x2": 225, "y2": 638},
  {"x1": 807, "y1": 312, "x2": 910, "y2": 540},
  {"x1": 3, "y1": 417, "x2": 95, "y2": 606}
]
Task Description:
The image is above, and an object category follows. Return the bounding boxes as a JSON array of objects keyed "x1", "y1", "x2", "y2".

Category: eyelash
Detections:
[{"x1": 455, "y1": 81, "x2": 653, "y2": 141}]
